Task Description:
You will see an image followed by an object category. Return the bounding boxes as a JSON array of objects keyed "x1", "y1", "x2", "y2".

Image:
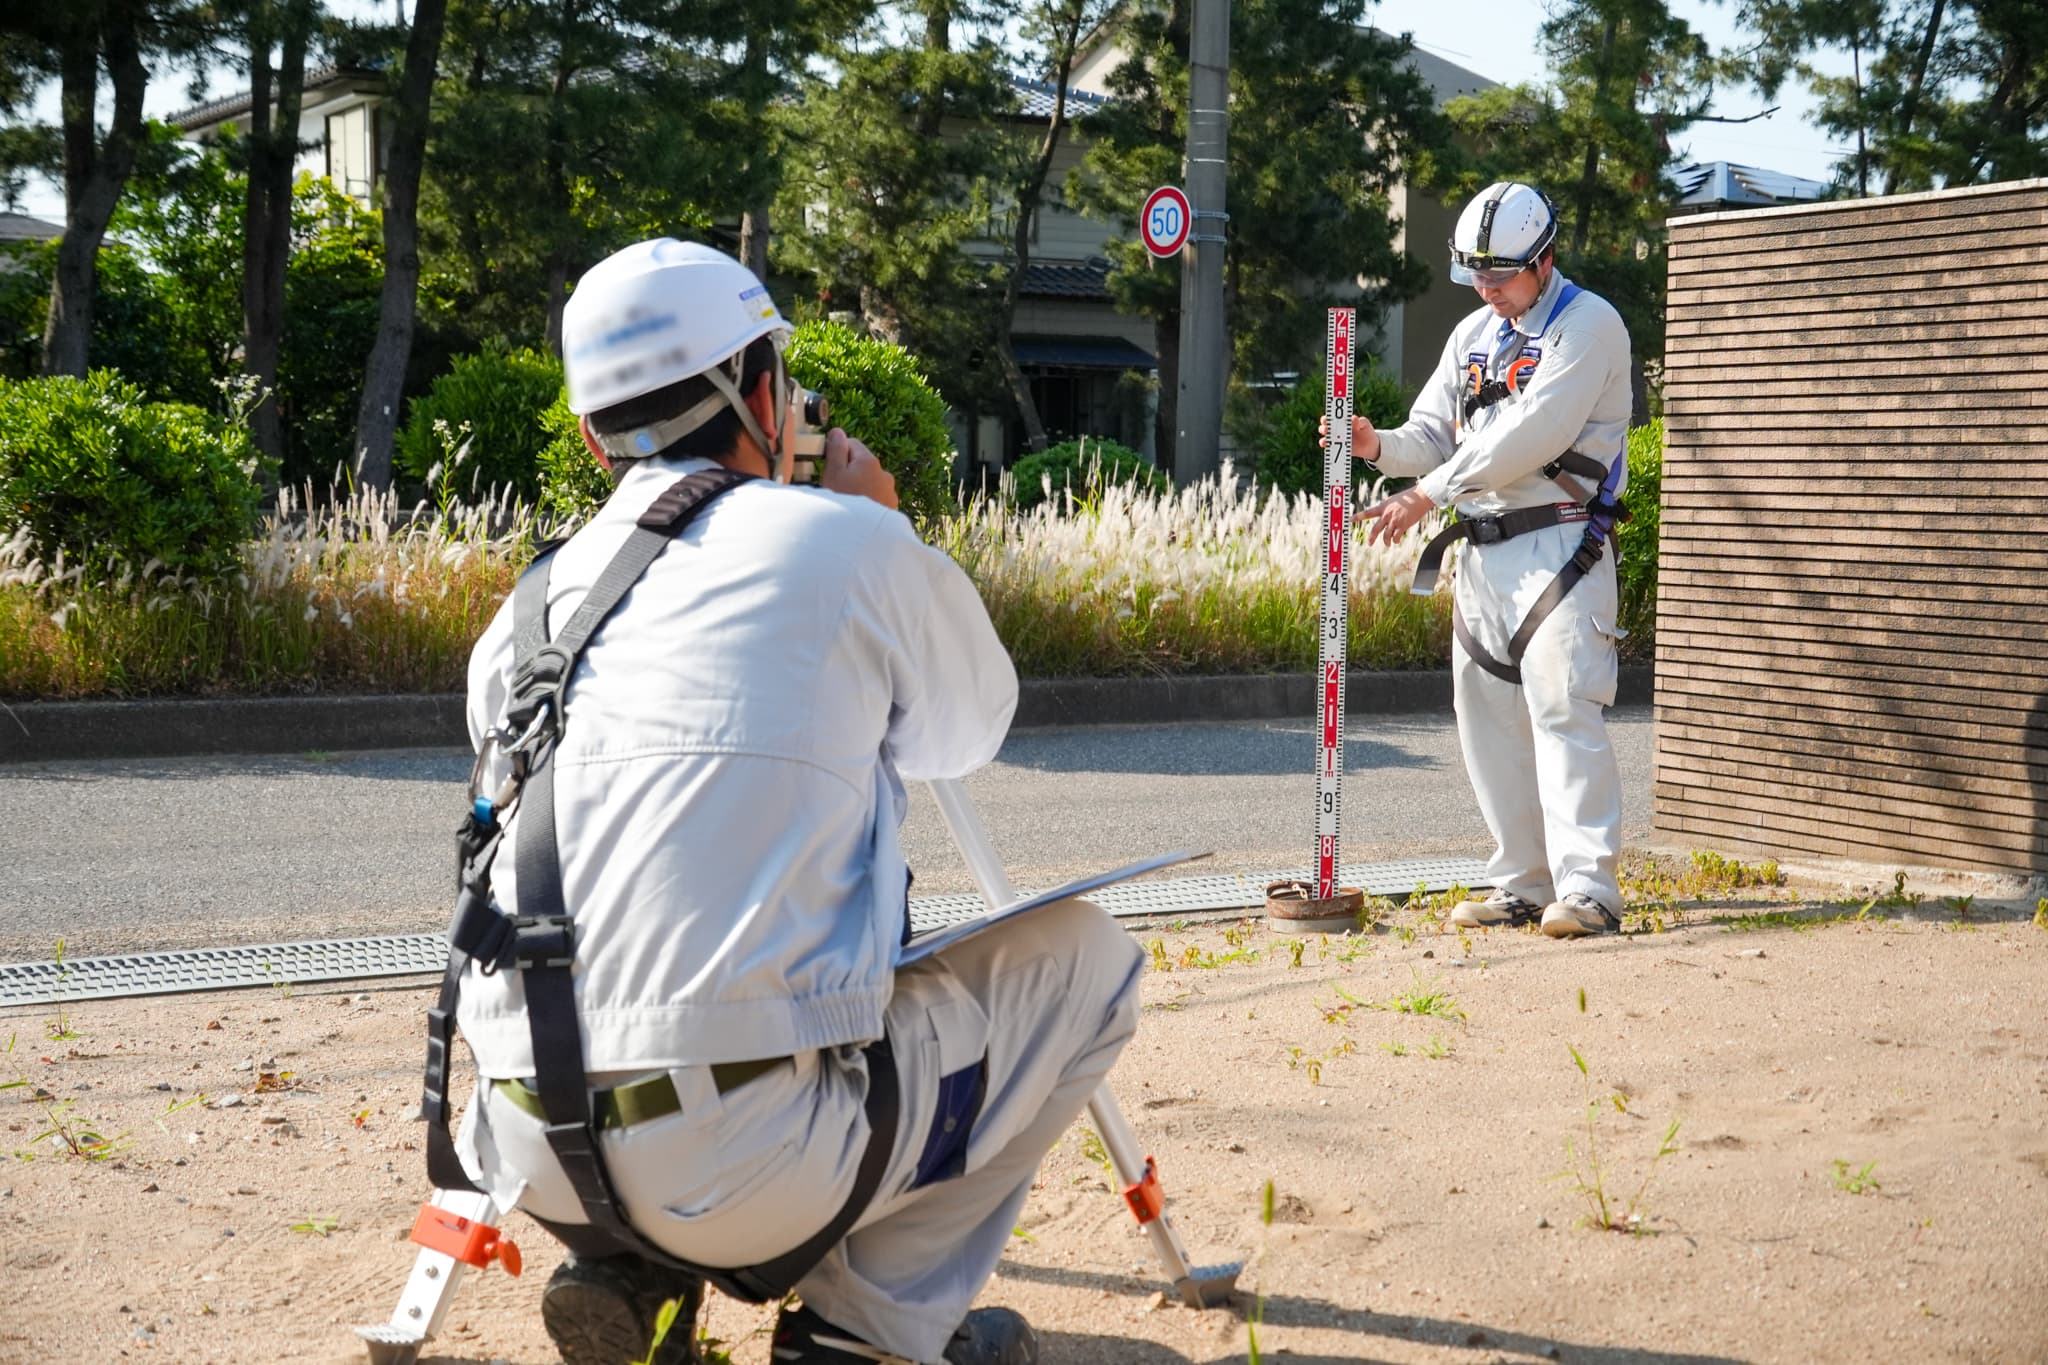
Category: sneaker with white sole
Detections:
[
  {"x1": 1540, "y1": 893, "x2": 1620, "y2": 938},
  {"x1": 1447, "y1": 889, "x2": 1543, "y2": 929}
]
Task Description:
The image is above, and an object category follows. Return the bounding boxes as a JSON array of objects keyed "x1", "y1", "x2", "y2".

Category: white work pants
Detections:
[
  {"x1": 464, "y1": 897, "x2": 1144, "y2": 1363},
  {"x1": 1450, "y1": 520, "x2": 1624, "y2": 912}
]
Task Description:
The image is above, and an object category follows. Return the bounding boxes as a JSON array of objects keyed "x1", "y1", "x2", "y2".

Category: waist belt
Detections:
[
  {"x1": 494, "y1": 1056, "x2": 793, "y2": 1130},
  {"x1": 1410, "y1": 501, "x2": 1587, "y2": 596},
  {"x1": 1408, "y1": 449, "x2": 1628, "y2": 687}
]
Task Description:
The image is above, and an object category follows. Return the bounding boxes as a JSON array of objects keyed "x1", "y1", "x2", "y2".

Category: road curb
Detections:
[{"x1": 1, "y1": 665, "x2": 1651, "y2": 763}]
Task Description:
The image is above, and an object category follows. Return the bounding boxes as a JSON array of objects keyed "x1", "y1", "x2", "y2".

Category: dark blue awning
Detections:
[{"x1": 1012, "y1": 336, "x2": 1156, "y2": 371}]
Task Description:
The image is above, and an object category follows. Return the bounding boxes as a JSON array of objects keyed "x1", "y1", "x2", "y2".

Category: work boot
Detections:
[
  {"x1": 541, "y1": 1255, "x2": 704, "y2": 1365},
  {"x1": 771, "y1": 1301, "x2": 1038, "y2": 1365},
  {"x1": 1540, "y1": 892, "x2": 1621, "y2": 939},
  {"x1": 1447, "y1": 888, "x2": 1543, "y2": 929}
]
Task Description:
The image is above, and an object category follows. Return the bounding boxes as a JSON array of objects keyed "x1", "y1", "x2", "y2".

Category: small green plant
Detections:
[
  {"x1": 290, "y1": 1215, "x2": 340, "y2": 1237},
  {"x1": 1421, "y1": 1034, "x2": 1455, "y2": 1060},
  {"x1": 1875, "y1": 872, "x2": 1923, "y2": 910},
  {"x1": 1380, "y1": 1040, "x2": 1408, "y2": 1057},
  {"x1": 44, "y1": 938, "x2": 79, "y2": 1042},
  {"x1": 1830, "y1": 1159, "x2": 1881, "y2": 1195},
  {"x1": 1286, "y1": 938, "x2": 1306, "y2": 967},
  {"x1": 1075, "y1": 1124, "x2": 1111, "y2": 1173},
  {"x1": 1246, "y1": 1179, "x2": 1276, "y2": 1362},
  {"x1": 1943, "y1": 894, "x2": 1975, "y2": 920},
  {"x1": 1554, "y1": 1044, "x2": 1680, "y2": 1233},
  {"x1": 2035, "y1": 898, "x2": 2047, "y2": 930},
  {"x1": 1367, "y1": 971, "x2": 1465, "y2": 1021}
]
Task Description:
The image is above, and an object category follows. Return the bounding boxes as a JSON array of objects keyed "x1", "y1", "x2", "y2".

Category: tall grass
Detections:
[
  {"x1": 0, "y1": 485, "x2": 529, "y2": 699},
  {"x1": 939, "y1": 465, "x2": 1450, "y2": 676},
  {"x1": 1, "y1": 467, "x2": 1454, "y2": 699}
]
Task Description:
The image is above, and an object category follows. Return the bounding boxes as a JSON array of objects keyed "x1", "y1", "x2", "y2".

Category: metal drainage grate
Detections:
[{"x1": 1, "y1": 857, "x2": 1489, "y2": 1009}]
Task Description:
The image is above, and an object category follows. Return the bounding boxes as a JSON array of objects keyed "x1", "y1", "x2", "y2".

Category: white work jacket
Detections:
[
  {"x1": 1374, "y1": 270, "x2": 1632, "y2": 514},
  {"x1": 458, "y1": 456, "x2": 1018, "y2": 1078}
]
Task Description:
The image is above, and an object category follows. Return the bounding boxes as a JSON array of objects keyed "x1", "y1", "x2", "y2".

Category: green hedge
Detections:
[
  {"x1": 0, "y1": 372, "x2": 267, "y2": 584},
  {"x1": 395, "y1": 347, "x2": 563, "y2": 501},
  {"x1": 1250, "y1": 363, "x2": 1413, "y2": 499},
  {"x1": 1008, "y1": 438, "x2": 1168, "y2": 512},
  {"x1": 785, "y1": 321, "x2": 955, "y2": 528},
  {"x1": 1616, "y1": 418, "x2": 1662, "y2": 647}
]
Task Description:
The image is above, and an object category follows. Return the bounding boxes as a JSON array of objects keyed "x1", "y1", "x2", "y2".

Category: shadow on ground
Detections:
[{"x1": 996, "y1": 1260, "x2": 1750, "y2": 1364}]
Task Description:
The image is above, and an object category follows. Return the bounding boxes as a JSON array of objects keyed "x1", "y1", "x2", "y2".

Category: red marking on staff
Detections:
[{"x1": 1327, "y1": 502, "x2": 1344, "y2": 573}]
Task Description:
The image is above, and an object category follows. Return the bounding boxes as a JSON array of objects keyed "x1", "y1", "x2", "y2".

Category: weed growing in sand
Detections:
[
  {"x1": 1147, "y1": 938, "x2": 1173, "y2": 973},
  {"x1": 1246, "y1": 1179, "x2": 1276, "y2": 1363},
  {"x1": 1942, "y1": 894, "x2": 1975, "y2": 920},
  {"x1": 1366, "y1": 971, "x2": 1466, "y2": 1021},
  {"x1": 2035, "y1": 898, "x2": 2048, "y2": 930},
  {"x1": 1830, "y1": 1159, "x2": 1882, "y2": 1195},
  {"x1": 1076, "y1": 1124, "x2": 1112, "y2": 1173},
  {"x1": 1619, "y1": 850, "x2": 1783, "y2": 919},
  {"x1": 1422, "y1": 1034, "x2": 1455, "y2": 1060},
  {"x1": 290, "y1": 1215, "x2": 340, "y2": 1237},
  {"x1": 44, "y1": 939, "x2": 80, "y2": 1042},
  {"x1": 635, "y1": 1293, "x2": 750, "y2": 1365},
  {"x1": 1286, "y1": 939, "x2": 1307, "y2": 968},
  {"x1": 1875, "y1": 872, "x2": 1923, "y2": 910},
  {"x1": 1380, "y1": 1041, "x2": 1408, "y2": 1057},
  {"x1": 3, "y1": 1032, "x2": 127, "y2": 1162},
  {"x1": 1554, "y1": 1044, "x2": 1680, "y2": 1233}
]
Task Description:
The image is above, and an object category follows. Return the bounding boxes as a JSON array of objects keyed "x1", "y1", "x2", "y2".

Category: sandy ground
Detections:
[{"x1": 2, "y1": 870, "x2": 2044, "y2": 1365}]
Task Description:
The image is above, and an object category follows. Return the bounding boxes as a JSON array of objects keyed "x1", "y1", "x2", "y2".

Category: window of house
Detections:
[{"x1": 325, "y1": 104, "x2": 376, "y2": 201}]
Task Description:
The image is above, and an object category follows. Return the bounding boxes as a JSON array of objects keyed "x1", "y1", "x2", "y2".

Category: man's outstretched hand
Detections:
[{"x1": 1361, "y1": 486, "x2": 1436, "y2": 546}]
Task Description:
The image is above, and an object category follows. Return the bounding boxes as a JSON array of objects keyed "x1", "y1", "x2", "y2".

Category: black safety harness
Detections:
[
  {"x1": 420, "y1": 465, "x2": 900, "y2": 1304},
  {"x1": 1406, "y1": 281, "x2": 1629, "y2": 687}
]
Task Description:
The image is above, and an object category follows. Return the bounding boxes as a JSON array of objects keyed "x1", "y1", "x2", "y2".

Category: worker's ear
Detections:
[
  {"x1": 579, "y1": 415, "x2": 613, "y2": 473},
  {"x1": 743, "y1": 372, "x2": 781, "y2": 446}
]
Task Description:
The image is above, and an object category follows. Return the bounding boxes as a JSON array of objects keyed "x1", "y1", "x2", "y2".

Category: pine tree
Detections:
[{"x1": 1069, "y1": 0, "x2": 1447, "y2": 461}]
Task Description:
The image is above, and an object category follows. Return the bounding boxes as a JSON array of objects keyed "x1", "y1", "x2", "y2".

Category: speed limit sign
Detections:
[{"x1": 1139, "y1": 185, "x2": 1191, "y2": 258}]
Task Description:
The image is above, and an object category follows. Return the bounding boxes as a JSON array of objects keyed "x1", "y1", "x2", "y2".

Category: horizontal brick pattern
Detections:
[{"x1": 1654, "y1": 180, "x2": 2048, "y2": 875}]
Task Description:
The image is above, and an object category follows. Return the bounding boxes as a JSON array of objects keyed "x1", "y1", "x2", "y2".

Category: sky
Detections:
[
  {"x1": 14, "y1": 0, "x2": 1857, "y2": 222},
  {"x1": 1369, "y1": 0, "x2": 1858, "y2": 184}
]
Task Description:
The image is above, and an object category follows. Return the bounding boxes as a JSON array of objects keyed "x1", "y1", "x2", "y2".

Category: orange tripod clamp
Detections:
[
  {"x1": 410, "y1": 1203, "x2": 524, "y2": 1276},
  {"x1": 1121, "y1": 1155, "x2": 1166, "y2": 1225}
]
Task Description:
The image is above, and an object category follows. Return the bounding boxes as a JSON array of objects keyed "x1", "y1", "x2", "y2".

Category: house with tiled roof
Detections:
[{"x1": 169, "y1": 64, "x2": 387, "y2": 202}]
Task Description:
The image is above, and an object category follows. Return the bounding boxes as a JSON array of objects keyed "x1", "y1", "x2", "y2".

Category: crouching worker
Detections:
[{"x1": 421, "y1": 239, "x2": 1145, "y2": 1365}]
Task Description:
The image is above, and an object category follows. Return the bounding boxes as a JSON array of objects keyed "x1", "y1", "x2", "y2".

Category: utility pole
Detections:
[{"x1": 1174, "y1": 0, "x2": 1228, "y2": 483}]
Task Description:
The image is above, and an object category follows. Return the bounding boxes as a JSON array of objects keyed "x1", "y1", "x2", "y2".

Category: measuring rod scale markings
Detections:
[{"x1": 1317, "y1": 307, "x2": 1353, "y2": 901}]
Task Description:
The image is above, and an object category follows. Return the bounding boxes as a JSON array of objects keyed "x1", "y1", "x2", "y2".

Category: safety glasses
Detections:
[{"x1": 1449, "y1": 256, "x2": 1532, "y2": 288}]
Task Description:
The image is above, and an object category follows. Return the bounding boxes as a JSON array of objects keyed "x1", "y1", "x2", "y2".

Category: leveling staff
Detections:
[
  {"x1": 1327, "y1": 182, "x2": 1633, "y2": 937},
  {"x1": 429, "y1": 239, "x2": 1143, "y2": 1365}
]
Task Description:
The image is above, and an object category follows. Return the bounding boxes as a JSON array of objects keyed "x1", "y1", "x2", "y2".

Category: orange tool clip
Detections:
[
  {"x1": 409, "y1": 1204, "x2": 524, "y2": 1276},
  {"x1": 1121, "y1": 1155, "x2": 1165, "y2": 1225}
]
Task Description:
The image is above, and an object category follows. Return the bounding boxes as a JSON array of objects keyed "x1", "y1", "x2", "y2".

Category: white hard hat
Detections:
[
  {"x1": 1449, "y1": 182, "x2": 1557, "y2": 286},
  {"x1": 562, "y1": 238, "x2": 790, "y2": 415}
]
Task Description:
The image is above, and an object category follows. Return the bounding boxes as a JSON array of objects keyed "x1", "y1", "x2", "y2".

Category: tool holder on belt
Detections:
[{"x1": 419, "y1": 465, "x2": 899, "y2": 1305}]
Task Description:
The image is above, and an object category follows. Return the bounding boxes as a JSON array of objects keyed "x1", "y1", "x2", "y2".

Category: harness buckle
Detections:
[
  {"x1": 506, "y1": 643, "x2": 574, "y2": 736},
  {"x1": 512, "y1": 914, "x2": 576, "y2": 970}
]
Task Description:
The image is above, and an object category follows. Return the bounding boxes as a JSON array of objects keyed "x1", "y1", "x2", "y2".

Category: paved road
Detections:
[{"x1": 0, "y1": 708, "x2": 1655, "y2": 960}]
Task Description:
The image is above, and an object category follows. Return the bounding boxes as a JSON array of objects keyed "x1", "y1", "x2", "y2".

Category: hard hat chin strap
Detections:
[
  {"x1": 699, "y1": 351, "x2": 797, "y2": 483},
  {"x1": 587, "y1": 349, "x2": 790, "y2": 477}
]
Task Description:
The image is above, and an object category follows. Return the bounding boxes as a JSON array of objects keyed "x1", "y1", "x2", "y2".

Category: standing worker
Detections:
[
  {"x1": 423, "y1": 238, "x2": 1144, "y2": 1364},
  {"x1": 1327, "y1": 182, "x2": 1633, "y2": 937}
]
